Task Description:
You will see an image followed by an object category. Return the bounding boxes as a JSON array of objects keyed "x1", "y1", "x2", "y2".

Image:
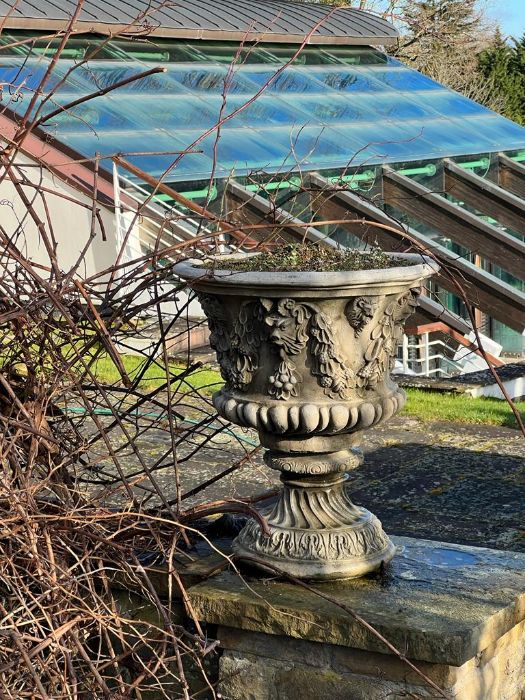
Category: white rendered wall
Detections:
[{"x1": 0, "y1": 152, "x2": 118, "y2": 277}]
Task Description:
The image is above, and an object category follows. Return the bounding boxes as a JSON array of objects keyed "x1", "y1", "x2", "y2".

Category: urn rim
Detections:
[{"x1": 174, "y1": 251, "x2": 439, "y2": 290}]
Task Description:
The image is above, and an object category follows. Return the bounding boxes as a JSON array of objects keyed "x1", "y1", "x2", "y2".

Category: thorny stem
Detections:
[{"x1": 0, "y1": 2, "x2": 522, "y2": 698}]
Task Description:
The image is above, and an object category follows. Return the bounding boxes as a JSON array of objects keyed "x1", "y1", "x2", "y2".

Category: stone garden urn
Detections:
[{"x1": 175, "y1": 253, "x2": 438, "y2": 580}]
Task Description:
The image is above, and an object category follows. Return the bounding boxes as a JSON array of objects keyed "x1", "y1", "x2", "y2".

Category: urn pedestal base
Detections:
[
  {"x1": 233, "y1": 455, "x2": 395, "y2": 580},
  {"x1": 175, "y1": 251, "x2": 438, "y2": 580}
]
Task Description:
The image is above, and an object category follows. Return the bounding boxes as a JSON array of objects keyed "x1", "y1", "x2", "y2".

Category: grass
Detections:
[
  {"x1": 90, "y1": 353, "x2": 223, "y2": 393},
  {"x1": 403, "y1": 389, "x2": 525, "y2": 429},
  {"x1": 89, "y1": 354, "x2": 525, "y2": 428}
]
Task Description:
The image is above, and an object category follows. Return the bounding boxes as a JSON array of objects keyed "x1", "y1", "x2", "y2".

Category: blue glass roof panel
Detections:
[
  {"x1": 41, "y1": 93, "x2": 136, "y2": 130},
  {"x1": 293, "y1": 92, "x2": 441, "y2": 123},
  {"x1": 217, "y1": 95, "x2": 310, "y2": 127},
  {"x1": 1, "y1": 37, "x2": 524, "y2": 182},
  {"x1": 235, "y1": 66, "x2": 330, "y2": 93},
  {"x1": 70, "y1": 61, "x2": 186, "y2": 93},
  {"x1": 259, "y1": 125, "x2": 364, "y2": 169},
  {"x1": 461, "y1": 115, "x2": 525, "y2": 149},
  {"x1": 60, "y1": 128, "x2": 216, "y2": 178},
  {"x1": 0, "y1": 57, "x2": 86, "y2": 98},
  {"x1": 332, "y1": 122, "x2": 439, "y2": 164},
  {"x1": 302, "y1": 66, "x2": 387, "y2": 93},
  {"x1": 112, "y1": 95, "x2": 218, "y2": 130},
  {"x1": 405, "y1": 116, "x2": 525, "y2": 156},
  {"x1": 165, "y1": 64, "x2": 259, "y2": 93},
  {"x1": 168, "y1": 127, "x2": 295, "y2": 178},
  {"x1": 420, "y1": 92, "x2": 494, "y2": 118},
  {"x1": 365, "y1": 62, "x2": 445, "y2": 91}
]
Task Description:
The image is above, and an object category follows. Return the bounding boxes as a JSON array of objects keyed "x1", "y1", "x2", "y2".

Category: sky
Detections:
[
  {"x1": 369, "y1": 1, "x2": 525, "y2": 40},
  {"x1": 485, "y1": 0, "x2": 525, "y2": 38}
]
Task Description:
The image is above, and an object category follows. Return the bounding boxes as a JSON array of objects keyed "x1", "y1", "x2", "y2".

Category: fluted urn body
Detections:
[{"x1": 175, "y1": 254, "x2": 438, "y2": 580}]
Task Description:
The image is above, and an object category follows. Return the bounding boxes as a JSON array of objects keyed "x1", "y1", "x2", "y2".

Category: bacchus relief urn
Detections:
[{"x1": 175, "y1": 252, "x2": 438, "y2": 580}]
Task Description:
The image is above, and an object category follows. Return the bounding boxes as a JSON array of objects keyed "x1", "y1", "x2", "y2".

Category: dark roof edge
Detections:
[{"x1": 0, "y1": 18, "x2": 398, "y2": 46}]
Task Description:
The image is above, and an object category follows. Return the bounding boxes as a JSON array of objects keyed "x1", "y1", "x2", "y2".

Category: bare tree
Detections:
[{"x1": 0, "y1": 3, "x2": 522, "y2": 698}]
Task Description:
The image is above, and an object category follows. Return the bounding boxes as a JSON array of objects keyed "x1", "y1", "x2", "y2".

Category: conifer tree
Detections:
[{"x1": 478, "y1": 31, "x2": 525, "y2": 124}]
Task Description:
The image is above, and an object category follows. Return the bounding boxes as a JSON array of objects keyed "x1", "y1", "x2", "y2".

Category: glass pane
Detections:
[
  {"x1": 108, "y1": 40, "x2": 193, "y2": 63},
  {"x1": 220, "y1": 95, "x2": 310, "y2": 126},
  {"x1": 238, "y1": 66, "x2": 329, "y2": 93},
  {"x1": 172, "y1": 128, "x2": 289, "y2": 177},
  {"x1": 0, "y1": 34, "x2": 101, "y2": 60},
  {"x1": 367, "y1": 64, "x2": 443, "y2": 91},
  {"x1": 182, "y1": 42, "x2": 275, "y2": 65},
  {"x1": 115, "y1": 95, "x2": 217, "y2": 130},
  {"x1": 333, "y1": 122, "x2": 438, "y2": 163},
  {"x1": 60, "y1": 128, "x2": 215, "y2": 178},
  {"x1": 256, "y1": 45, "x2": 342, "y2": 65},
  {"x1": 0, "y1": 56, "x2": 82, "y2": 94},
  {"x1": 288, "y1": 94, "x2": 367, "y2": 122},
  {"x1": 41, "y1": 94, "x2": 135, "y2": 130},
  {"x1": 422, "y1": 91, "x2": 492, "y2": 117},
  {"x1": 408, "y1": 117, "x2": 525, "y2": 156},
  {"x1": 309, "y1": 67, "x2": 386, "y2": 93},
  {"x1": 1, "y1": 34, "x2": 522, "y2": 184},
  {"x1": 71, "y1": 61, "x2": 184, "y2": 93},
  {"x1": 360, "y1": 93, "x2": 440, "y2": 120},
  {"x1": 166, "y1": 64, "x2": 258, "y2": 93},
  {"x1": 251, "y1": 125, "x2": 365, "y2": 170},
  {"x1": 322, "y1": 47, "x2": 391, "y2": 66},
  {"x1": 277, "y1": 92, "x2": 441, "y2": 125},
  {"x1": 467, "y1": 116, "x2": 525, "y2": 149}
]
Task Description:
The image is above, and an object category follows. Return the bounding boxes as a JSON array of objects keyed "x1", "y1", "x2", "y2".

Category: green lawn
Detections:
[
  {"x1": 90, "y1": 354, "x2": 524, "y2": 428},
  {"x1": 403, "y1": 389, "x2": 525, "y2": 429},
  {"x1": 90, "y1": 353, "x2": 223, "y2": 393}
]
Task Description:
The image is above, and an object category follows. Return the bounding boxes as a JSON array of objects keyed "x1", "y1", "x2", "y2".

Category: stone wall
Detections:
[
  {"x1": 188, "y1": 536, "x2": 525, "y2": 700},
  {"x1": 218, "y1": 621, "x2": 525, "y2": 700}
]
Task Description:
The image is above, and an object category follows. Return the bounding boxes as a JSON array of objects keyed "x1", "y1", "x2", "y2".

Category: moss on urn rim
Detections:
[
  {"x1": 174, "y1": 248, "x2": 438, "y2": 297},
  {"x1": 201, "y1": 245, "x2": 417, "y2": 273}
]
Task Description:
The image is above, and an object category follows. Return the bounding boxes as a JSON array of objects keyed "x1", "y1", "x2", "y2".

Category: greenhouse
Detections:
[{"x1": 0, "y1": 0, "x2": 525, "y2": 354}]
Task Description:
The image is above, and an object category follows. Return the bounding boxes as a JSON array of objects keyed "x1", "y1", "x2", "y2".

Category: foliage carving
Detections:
[
  {"x1": 199, "y1": 294, "x2": 354, "y2": 400},
  {"x1": 263, "y1": 298, "x2": 354, "y2": 400},
  {"x1": 356, "y1": 288, "x2": 419, "y2": 390},
  {"x1": 197, "y1": 293, "x2": 266, "y2": 390}
]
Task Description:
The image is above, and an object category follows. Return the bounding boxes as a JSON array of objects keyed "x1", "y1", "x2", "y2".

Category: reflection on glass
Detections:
[
  {"x1": 238, "y1": 66, "x2": 328, "y2": 92},
  {"x1": 0, "y1": 57, "x2": 79, "y2": 93},
  {"x1": 73, "y1": 61, "x2": 184, "y2": 92},
  {"x1": 312, "y1": 67, "x2": 384, "y2": 92},
  {"x1": 367, "y1": 63, "x2": 442, "y2": 91},
  {"x1": 167, "y1": 65, "x2": 257, "y2": 93},
  {"x1": 0, "y1": 35, "x2": 523, "y2": 182}
]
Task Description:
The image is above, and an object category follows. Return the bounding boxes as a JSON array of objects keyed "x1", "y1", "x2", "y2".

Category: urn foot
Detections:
[{"x1": 233, "y1": 471, "x2": 395, "y2": 580}]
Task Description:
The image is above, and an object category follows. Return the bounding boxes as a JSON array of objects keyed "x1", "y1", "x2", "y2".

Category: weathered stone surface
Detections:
[
  {"x1": 217, "y1": 620, "x2": 525, "y2": 700},
  {"x1": 189, "y1": 536, "x2": 525, "y2": 666},
  {"x1": 394, "y1": 374, "x2": 477, "y2": 394},
  {"x1": 218, "y1": 624, "x2": 525, "y2": 700},
  {"x1": 354, "y1": 420, "x2": 525, "y2": 552},
  {"x1": 219, "y1": 651, "x2": 431, "y2": 700},
  {"x1": 97, "y1": 410, "x2": 523, "y2": 555},
  {"x1": 175, "y1": 254, "x2": 438, "y2": 579},
  {"x1": 450, "y1": 360, "x2": 525, "y2": 387}
]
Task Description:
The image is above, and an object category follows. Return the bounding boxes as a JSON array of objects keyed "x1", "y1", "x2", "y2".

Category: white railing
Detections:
[
  {"x1": 399, "y1": 334, "x2": 465, "y2": 377},
  {"x1": 398, "y1": 324, "x2": 504, "y2": 378},
  {"x1": 117, "y1": 171, "x2": 215, "y2": 252}
]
